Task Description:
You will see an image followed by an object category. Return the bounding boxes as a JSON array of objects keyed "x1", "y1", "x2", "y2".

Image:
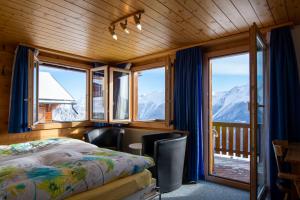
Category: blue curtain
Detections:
[
  {"x1": 269, "y1": 26, "x2": 300, "y2": 199},
  {"x1": 116, "y1": 63, "x2": 131, "y2": 69},
  {"x1": 174, "y1": 47, "x2": 204, "y2": 182},
  {"x1": 8, "y1": 46, "x2": 31, "y2": 133}
]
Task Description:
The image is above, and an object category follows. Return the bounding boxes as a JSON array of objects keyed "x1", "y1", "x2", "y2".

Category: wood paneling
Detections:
[
  {"x1": 0, "y1": 45, "x2": 14, "y2": 137},
  {"x1": 0, "y1": 0, "x2": 298, "y2": 62}
]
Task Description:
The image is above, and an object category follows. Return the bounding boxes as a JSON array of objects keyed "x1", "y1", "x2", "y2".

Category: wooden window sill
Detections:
[
  {"x1": 32, "y1": 121, "x2": 94, "y2": 131},
  {"x1": 129, "y1": 121, "x2": 174, "y2": 130}
]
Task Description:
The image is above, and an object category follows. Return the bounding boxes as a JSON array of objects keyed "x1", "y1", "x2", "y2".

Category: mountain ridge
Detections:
[{"x1": 213, "y1": 84, "x2": 249, "y2": 123}]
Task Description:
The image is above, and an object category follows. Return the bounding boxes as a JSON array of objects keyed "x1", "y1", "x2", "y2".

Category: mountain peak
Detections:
[{"x1": 213, "y1": 84, "x2": 249, "y2": 123}]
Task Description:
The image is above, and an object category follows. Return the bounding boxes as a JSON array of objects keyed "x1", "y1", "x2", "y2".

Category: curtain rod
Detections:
[
  {"x1": 19, "y1": 43, "x2": 107, "y2": 64},
  {"x1": 118, "y1": 21, "x2": 294, "y2": 64}
]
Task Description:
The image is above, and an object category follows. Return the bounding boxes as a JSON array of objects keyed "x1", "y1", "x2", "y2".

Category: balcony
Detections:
[{"x1": 212, "y1": 122, "x2": 250, "y2": 183}]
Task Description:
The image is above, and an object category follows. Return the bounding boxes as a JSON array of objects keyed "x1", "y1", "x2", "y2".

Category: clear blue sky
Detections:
[
  {"x1": 40, "y1": 65, "x2": 164, "y2": 100},
  {"x1": 211, "y1": 53, "x2": 249, "y2": 93},
  {"x1": 39, "y1": 65, "x2": 86, "y2": 100},
  {"x1": 137, "y1": 67, "x2": 165, "y2": 93}
]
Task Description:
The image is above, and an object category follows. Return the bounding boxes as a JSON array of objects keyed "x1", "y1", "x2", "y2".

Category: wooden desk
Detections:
[
  {"x1": 285, "y1": 143, "x2": 300, "y2": 198},
  {"x1": 295, "y1": 181, "x2": 300, "y2": 199},
  {"x1": 285, "y1": 143, "x2": 300, "y2": 164}
]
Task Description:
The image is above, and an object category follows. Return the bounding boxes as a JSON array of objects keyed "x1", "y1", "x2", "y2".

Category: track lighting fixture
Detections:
[
  {"x1": 134, "y1": 13, "x2": 142, "y2": 31},
  {"x1": 120, "y1": 20, "x2": 130, "y2": 34},
  {"x1": 109, "y1": 10, "x2": 144, "y2": 40},
  {"x1": 109, "y1": 25, "x2": 117, "y2": 40}
]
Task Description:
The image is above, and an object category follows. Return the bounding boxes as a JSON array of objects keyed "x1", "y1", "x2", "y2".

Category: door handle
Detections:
[
  {"x1": 212, "y1": 129, "x2": 219, "y2": 138},
  {"x1": 257, "y1": 104, "x2": 264, "y2": 108}
]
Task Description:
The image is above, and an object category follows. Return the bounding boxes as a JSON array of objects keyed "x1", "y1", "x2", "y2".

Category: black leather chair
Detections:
[
  {"x1": 142, "y1": 132, "x2": 187, "y2": 194},
  {"x1": 84, "y1": 127, "x2": 125, "y2": 151}
]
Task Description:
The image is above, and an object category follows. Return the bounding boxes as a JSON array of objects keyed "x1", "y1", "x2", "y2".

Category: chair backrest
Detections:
[
  {"x1": 84, "y1": 127, "x2": 125, "y2": 151},
  {"x1": 142, "y1": 132, "x2": 187, "y2": 193},
  {"x1": 142, "y1": 132, "x2": 182, "y2": 157},
  {"x1": 272, "y1": 140, "x2": 289, "y2": 173},
  {"x1": 154, "y1": 135, "x2": 187, "y2": 193}
]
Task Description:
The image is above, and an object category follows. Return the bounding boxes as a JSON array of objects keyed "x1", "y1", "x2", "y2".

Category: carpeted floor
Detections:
[{"x1": 158, "y1": 181, "x2": 249, "y2": 200}]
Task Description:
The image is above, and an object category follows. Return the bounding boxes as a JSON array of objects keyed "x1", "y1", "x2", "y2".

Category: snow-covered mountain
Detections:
[
  {"x1": 50, "y1": 85, "x2": 250, "y2": 123},
  {"x1": 213, "y1": 85, "x2": 249, "y2": 123},
  {"x1": 138, "y1": 91, "x2": 165, "y2": 120}
]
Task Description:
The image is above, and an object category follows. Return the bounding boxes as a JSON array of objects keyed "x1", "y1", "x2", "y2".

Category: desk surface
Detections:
[
  {"x1": 285, "y1": 143, "x2": 300, "y2": 164},
  {"x1": 285, "y1": 143, "x2": 300, "y2": 198},
  {"x1": 295, "y1": 181, "x2": 300, "y2": 199}
]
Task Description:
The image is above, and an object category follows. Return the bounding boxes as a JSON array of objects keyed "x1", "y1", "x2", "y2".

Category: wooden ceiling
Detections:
[{"x1": 0, "y1": 0, "x2": 299, "y2": 62}]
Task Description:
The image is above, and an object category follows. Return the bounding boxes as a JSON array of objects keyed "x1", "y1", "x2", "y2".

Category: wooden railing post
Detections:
[
  {"x1": 214, "y1": 125, "x2": 221, "y2": 154},
  {"x1": 228, "y1": 127, "x2": 234, "y2": 156},
  {"x1": 236, "y1": 127, "x2": 241, "y2": 157},
  {"x1": 243, "y1": 128, "x2": 249, "y2": 158},
  {"x1": 221, "y1": 126, "x2": 227, "y2": 155}
]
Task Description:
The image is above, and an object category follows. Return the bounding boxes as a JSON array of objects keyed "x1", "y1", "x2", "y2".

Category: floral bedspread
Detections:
[{"x1": 0, "y1": 138, "x2": 154, "y2": 200}]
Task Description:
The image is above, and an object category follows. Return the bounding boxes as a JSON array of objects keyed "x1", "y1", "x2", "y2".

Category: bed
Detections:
[{"x1": 0, "y1": 138, "x2": 156, "y2": 200}]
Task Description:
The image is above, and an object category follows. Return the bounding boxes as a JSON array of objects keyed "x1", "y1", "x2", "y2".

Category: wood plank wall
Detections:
[
  {"x1": 0, "y1": 44, "x2": 14, "y2": 138},
  {"x1": 0, "y1": 44, "x2": 93, "y2": 145}
]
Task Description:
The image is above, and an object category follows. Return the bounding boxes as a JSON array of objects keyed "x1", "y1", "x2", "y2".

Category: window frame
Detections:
[
  {"x1": 28, "y1": 54, "x2": 174, "y2": 129},
  {"x1": 130, "y1": 59, "x2": 173, "y2": 129},
  {"x1": 31, "y1": 56, "x2": 91, "y2": 130},
  {"x1": 27, "y1": 49, "x2": 39, "y2": 128},
  {"x1": 109, "y1": 67, "x2": 132, "y2": 123},
  {"x1": 90, "y1": 66, "x2": 108, "y2": 122}
]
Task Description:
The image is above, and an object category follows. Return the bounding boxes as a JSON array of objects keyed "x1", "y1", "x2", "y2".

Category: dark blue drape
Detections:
[
  {"x1": 269, "y1": 26, "x2": 300, "y2": 199},
  {"x1": 8, "y1": 46, "x2": 31, "y2": 133},
  {"x1": 174, "y1": 47, "x2": 204, "y2": 182},
  {"x1": 116, "y1": 63, "x2": 131, "y2": 69}
]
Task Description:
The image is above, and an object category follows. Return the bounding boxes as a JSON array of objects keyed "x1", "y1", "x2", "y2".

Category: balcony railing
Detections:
[{"x1": 212, "y1": 122, "x2": 250, "y2": 158}]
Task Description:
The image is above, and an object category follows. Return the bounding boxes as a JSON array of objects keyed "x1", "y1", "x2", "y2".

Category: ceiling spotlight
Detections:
[
  {"x1": 109, "y1": 25, "x2": 117, "y2": 40},
  {"x1": 134, "y1": 13, "x2": 142, "y2": 31},
  {"x1": 120, "y1": 20, "x2": 130, "y2": 34}
]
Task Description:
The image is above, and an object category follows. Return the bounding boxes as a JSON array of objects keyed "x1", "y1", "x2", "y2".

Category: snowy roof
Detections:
[{"x1": 39, "y1": 72, "x2": 75, "y2": 104}]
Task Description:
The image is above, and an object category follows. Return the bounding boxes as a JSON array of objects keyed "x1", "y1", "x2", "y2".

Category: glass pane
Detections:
[
  {"x1": 210, "y1": 53, "x2": 250, "y2": 183},
  {"x1": 38, "y1": 65, "x2": 87, "y2": 123},
  {"x1": 136, "y1": 67, "x2": 165, "y2": 121},
  {"x1": 113, "y1": 71, "x2": 129, "y2": 120},
  {"x1": 256, "y1": 36, "x2": 266, "y2": 195},
  {"x1": 92, "y1": 70, "x2": 105, "y2": 120},
  {"x1": 33, "y1": 61, "x2": 38, "y2": 123}
]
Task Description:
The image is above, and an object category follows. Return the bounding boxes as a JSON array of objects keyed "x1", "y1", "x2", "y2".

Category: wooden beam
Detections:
[{"x1": 118, "y1": 21, "x2": 293, "y2": 64}]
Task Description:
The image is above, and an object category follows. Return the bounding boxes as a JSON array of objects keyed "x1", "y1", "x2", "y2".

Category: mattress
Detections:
[
  {"x1": 0, "y1": 138, "x2": 154, "y2": 200},
  {"x1": 67, "y1": 169, "x2": 153, "y2": 200}
]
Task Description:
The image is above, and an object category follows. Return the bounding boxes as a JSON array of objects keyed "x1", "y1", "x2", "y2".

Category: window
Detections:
[
  {"x1": 27, "y1": 56, "x2": 171, "y2": 128},
  {"x1": 133, "y1": 66, "x2": 166, "y2": 121},
  {"x1": 109, "y1": 67, "x2": 131, "y2": 122},
  {"x1": 38, "y1": 64, "x2": 87, "y2": 123},
  {"x1": 90, "y1": 66, "x2": 108, "y2": 121},
  {"x1": 211, "y1": 53, "x2": 249, "y2": 123}
]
